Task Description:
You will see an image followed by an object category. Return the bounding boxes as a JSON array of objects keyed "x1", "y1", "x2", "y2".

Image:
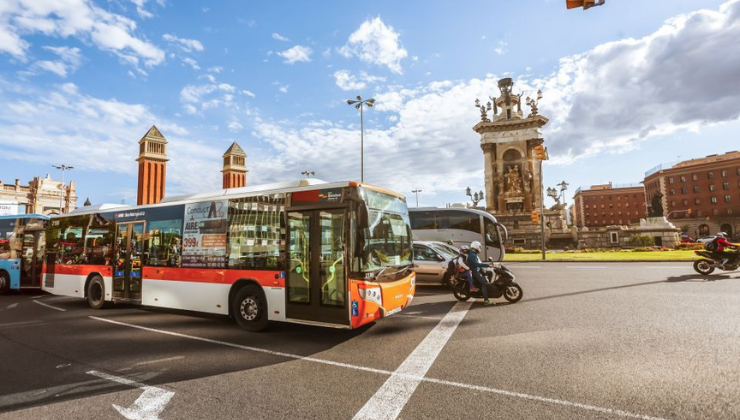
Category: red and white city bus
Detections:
[{"x1": 42, "y1": 179, "x2": 415, "y2": 331}]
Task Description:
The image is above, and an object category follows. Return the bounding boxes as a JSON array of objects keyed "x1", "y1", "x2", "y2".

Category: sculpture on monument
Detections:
[{"x1": 505, "y1": 165, "x2": 523, "y2": 196}]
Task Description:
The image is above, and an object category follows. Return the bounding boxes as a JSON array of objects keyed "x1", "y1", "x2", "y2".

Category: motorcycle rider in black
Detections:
[{"x1": 468, "y1": 241, "x2": 494, "y2": 307}]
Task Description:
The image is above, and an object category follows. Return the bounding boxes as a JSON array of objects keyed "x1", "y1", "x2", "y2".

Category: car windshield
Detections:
[
  {"x1": 428, "y1": 243, "x2": 456, "y2": 259},
  {"x1": 356, "y1": 188, "x2": 413, "y2": 280}
]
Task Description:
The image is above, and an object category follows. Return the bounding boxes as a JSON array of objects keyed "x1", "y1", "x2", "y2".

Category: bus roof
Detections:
[
  {"x1": 409, "y1": 206, "x2": 498, "y2": 221},
  {"x1": 0, "y1": 213, "x2": 49, "y2": 220},
  {"x1": 63, "y1": 179, "x2": 405, "y2": 217}
]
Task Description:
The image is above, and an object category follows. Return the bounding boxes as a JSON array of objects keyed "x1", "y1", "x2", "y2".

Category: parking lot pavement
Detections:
[{"x1": 1, "y1": 263, "x2": 739, "y2": 419}]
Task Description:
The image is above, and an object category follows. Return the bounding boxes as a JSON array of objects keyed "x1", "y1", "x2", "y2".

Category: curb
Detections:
[{"x1": 505, "y1": 260, "x2": 693, "y2": 263}]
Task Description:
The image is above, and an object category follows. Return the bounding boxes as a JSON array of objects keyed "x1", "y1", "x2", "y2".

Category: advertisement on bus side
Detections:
[{"x1": 181, "y1": 200, "x2": 228, "y2": 268}]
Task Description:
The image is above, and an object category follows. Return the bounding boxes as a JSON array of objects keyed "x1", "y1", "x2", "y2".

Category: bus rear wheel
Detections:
[
  {"x1": 0, "y1": 271, "x2": 9, "y2": 295},
  {"x1": 87, "y1": 276, "x2": 106, "y2": 309},
  {"x1": 233, "y1": 285, "x2": 269, "y2": 332}
]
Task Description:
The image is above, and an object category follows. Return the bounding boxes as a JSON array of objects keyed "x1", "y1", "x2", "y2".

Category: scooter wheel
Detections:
[
  {"x1": 452, "y1": 287, "x2": 470, "y2": 302},
  {"x1": 503, "y1": 283, "x2": 523, "y2": 303},
  {"x1": 693, "y1": 259, "x2": 715, "y2": 275}
]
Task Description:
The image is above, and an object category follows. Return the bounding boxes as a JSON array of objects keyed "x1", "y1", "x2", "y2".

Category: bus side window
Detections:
[{"x1": 484, "y1": 220, "x2": 500, "y2": 246}]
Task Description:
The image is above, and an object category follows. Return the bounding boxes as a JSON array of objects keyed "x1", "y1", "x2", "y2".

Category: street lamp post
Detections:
[
  {"x1": 52, "y1": 164, "x2": 73, "y2": 214},
  {"x1": 465, "y1": 187, "x2": 484, "y2": 208},
  {"x1": 346, "y1": 96, "x2": 375, "y2": 182},
  {"x1": 557, "y1": 180, "x2": 569, "y2": 204},
  {"x1": 411, "y1": 189, "x2": 422, "y2": 207},
  {"x1": 301, "y1": 171, "x2": 315, "y2": 179}
]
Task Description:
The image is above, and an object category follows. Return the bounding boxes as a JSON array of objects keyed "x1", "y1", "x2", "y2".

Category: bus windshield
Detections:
[{"x1": 357, "y1": 188, "x2": 413, "y2": 280}]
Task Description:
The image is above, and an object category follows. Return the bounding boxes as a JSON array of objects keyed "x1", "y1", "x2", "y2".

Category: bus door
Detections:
[
  {"x1": 113, "y1": 222, "x2": 145, "y2": 302},
  {"x1": 20, "y1": 231, "x2": 44, "y2": 287},
  {"x1": 286, "y1": 209, "x2": 348, "y2": 325}
]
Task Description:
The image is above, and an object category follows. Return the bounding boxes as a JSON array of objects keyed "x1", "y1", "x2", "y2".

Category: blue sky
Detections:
[{"x1": 1, "y1": 0, "x2": 739, "y2": 209}]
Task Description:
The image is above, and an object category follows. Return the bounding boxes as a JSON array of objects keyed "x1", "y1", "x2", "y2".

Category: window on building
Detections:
[
  {"x1": 681, "y1": 187, "x2": 688, "y2": 194},
  {"x1": 697, "y1": 210, "x2": 703, "y2": 217},
  {"x1": 671, "y1": 200, "x2": 676, "y2": 206},
  {"x1": 708, "y1": 172, "x2": 714, "y2": 179},
  {"x1": 609, "y1": 204, "x2": 613, "y2": 208},
  {"x1": 693, "y1": 186, "x2": 700, "y2": 193},
  {"x1": 682, "y1": 199, "x2": 688, "y2": 206},
  {"x1": 725, "y1": 195, "x2": 731, "y2": 203},
  {"x1": 709, "y1": 185, "x2": 716, "y2": 192},
  {"x1": 680, "y1": 176, "x2": 686, "y2": 182},
  {"x1": 711, "y1": 197, "x2": 718, "y2": 204},
  {"x1": 610, "y1": 232, "x2": 619, "y2": 244},
  {"x1": 712, "y1": 209, "x2": 719, "y2": 216},
  {"x1": 736, "y1": 168, "x2": 740, "y2": 176},
  {"x1": 669, "y1": 177, "x2": 674, "y2": 184},
  {"x1": 695, "y1": 198, "x2": 701, "y2": 205},
  {"x1": 722, "y1": 170, "x2": 728, "y2": 177},
  {"x1": 692, "y1": 174, "x2": 698, "y2": 181},
  {"x1": 669, "y1": 189, "x2": 675, "y2": 195},
  {"x1": 723, "y1": 182, "x2": 730, "y2": 190}
]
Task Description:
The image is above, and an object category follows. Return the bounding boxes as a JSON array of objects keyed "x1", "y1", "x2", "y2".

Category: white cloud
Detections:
[
  {"x1": 163, "y1": 33, "x2": 204, "y2": 53},
  {"x1": 180, "y1": 82, "x2": 238, "y2": 114},
  {"x1": 28, "y1": 46, "x2": 82, "y2": 77},
  {"x1": 494, "y1": 41, "x2": 507, "y2": 55},
  {"x1": 181, "y1": 57, "x2": 200, "y2": 70},
  {"x1": 241, "y1": 90, "x2": 256, "y2": 97},
  {"x1": 277, "y1": 45, "x2": 312, "y2": 64},
  {"x1": 339, "y1": 17, "x2": 408, "y2": 74},
  {"x1": 228, "y1": 121, "x2": 243, "y2": 132},
  {"x1": 272, "y1": 32, "x2": 289, "y2": 42},
  {"x1": 0, "y1": 0, "x2": 165, "y2": 68},
  {"x1": 333, "y1": 70, "x2": 385, "y2": 91},
  {"x1": 279, "y1": 85, "x2": 289, "y2": 93},
  {"x1": 208, "y1": 66, "x2": 223, "y2": 73},
  {"x1": 538, "y1": 0, "x2": 740, "y2": 163},
  {"x1": 128, "y1": 0, "x2": 156, "y2": 19}
]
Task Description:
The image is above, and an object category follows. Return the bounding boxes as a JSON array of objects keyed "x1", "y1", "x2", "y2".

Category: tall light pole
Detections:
[
  {"x1": 301, "y1": 171, "x2": 315, "y2": 179},
  {"x1": 52, "y1": 164, "x2": 73, "y2": 214},
  {"x1": 465, "y1": 186, "x2": 484, "y2": 208},
  {"x1": 346, "y1": 96, "x2": 375, "y2": 182},
  {"x1": 411, "y1": 189, "x2": 422, "y2": 207},
  {"x1": 557, "y1": 180, "x2": 569, "y2": 204}
]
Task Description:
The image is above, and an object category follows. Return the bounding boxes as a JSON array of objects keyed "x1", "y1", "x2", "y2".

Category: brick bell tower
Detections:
[
  {"x1": 222, "y1": 141, "x2": 247, "y2": 189},
  {"x1": 136, "y1": 125, "x2": 169, "y2": 205}
]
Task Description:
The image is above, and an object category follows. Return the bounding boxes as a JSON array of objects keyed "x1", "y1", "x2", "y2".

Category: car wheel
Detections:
[{"x1": 233, "y1": 285, "x2": 269, "y2": 332}]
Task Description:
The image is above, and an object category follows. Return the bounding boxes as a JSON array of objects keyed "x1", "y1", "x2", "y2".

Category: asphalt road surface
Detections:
[{"x1": 1, "y1": 262, "x2": 738, "y2": 420}]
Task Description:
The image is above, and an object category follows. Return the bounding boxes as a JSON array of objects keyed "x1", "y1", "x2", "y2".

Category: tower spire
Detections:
[
  {"x1": 222, "y1": 141, "x2": 248, "y2": 189},
  {"x1": 136, "y1": 125, "x2": 169, "y2": 205}
]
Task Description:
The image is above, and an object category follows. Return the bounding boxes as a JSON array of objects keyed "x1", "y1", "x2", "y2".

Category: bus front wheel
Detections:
[
  {"x1": 87, "y1": 276, "x2": 106, "y2": 309},
  {"x1": 0, "y1": 271, "x2": 9, "y2": 295},
  {"x1": 233, "y1": 285, "x2": 269, "y2": 332}
]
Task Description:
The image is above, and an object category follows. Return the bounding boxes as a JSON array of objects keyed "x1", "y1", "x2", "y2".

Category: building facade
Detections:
[
  {"x1": 643, "y1": 151, "x2": 740, "y2": 238},
  {"x1": 0, "y1": 174, "x2": 78, "y2": 215},
  {"x1": 573, "y1": 183, "x2": 646, "y2": 228}
]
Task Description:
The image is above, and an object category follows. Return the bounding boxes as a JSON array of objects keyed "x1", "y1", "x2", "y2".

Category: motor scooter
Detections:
[
  {"x1": 451, "y1": 263, "x2": 523, "y2": 303},
  {"x1": 693, "y1": 250, "x2": 740, "y2": 275}
]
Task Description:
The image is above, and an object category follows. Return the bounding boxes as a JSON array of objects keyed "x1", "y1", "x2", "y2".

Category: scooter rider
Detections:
[
  {"x1": 468, "y1": 241, "x2": 494, "y2": 306},
  {"x1": 455, "y1": 245, "x2": 476, "y2": 292},
  {"x1": 712, "y1": 232, "x2": 740, "y2": 267}
]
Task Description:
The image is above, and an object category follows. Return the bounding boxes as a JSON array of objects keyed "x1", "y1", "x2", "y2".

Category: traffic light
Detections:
[
  {"x1": 534, "y1": 145, "x2": 548, "y2": 160},
  {"x1": 567, "y1": 0, "x2": 605, "y2": 10},
  {"x1": 531, "y1": 210, "x2": 540, "y2": 223}
]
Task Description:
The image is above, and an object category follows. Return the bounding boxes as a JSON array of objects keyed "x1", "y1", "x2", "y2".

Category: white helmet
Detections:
[
  {"x1": 470, "y1": 241, "x2": 482, "y2": 253},
  {"x1": 716, "y1": 232, "x2": 727, "y2": 238}
]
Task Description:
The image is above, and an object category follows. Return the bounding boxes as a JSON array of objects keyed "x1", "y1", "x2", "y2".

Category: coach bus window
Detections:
[
  {"x1": 409, "y1": 211, "x2": 436, "y2": 229},
  {"x1": 484, "y1": 219, "x2": 500, "y2": 246},
  {"x1": 0, "y1": 219, "x2": 14, "y2": 258},
  {"x1": 145, "y1": 219, "x2": 183, "y2": 267},
  {"x1": 447, "y1": 210, "x2": 482, "y2": 233},
  {"x1": 228, "y1": 194, "x2": 286, "y2": 270}
]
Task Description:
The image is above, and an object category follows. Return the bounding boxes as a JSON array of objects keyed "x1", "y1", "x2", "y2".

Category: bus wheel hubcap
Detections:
[{"x1": 240, "y1": 297, "x2": 258, "y2": 321}]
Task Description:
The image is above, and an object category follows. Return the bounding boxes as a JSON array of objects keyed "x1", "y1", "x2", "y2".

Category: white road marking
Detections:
[
  {"x1": 29, "y1": 295, "x2": 46, "y2": 299},
  {"x1": 87, "y1": 370, "x2": 174, "y2": 420},
  {"x1": 88, "y1": 316, "x2": 666, "y2": 420},
  {"x1": 7, "y1": 303, "x2": 18, "y2": 309},
  {"x1": 32, "y1": 300, "x2": 66, "y2": 312},
  {"x1": 396, "y1": 314, "x2": 444, "y2": 321},
  {"x1": 0, "y1": 320, "x2": 44, "y2": 330},
  {"x1": 132, "y1": 356, "x2": 185, "y2": 367},
  {"x1": 566, "y1": 266, "x2": 609, "y2": 269},
  {"x1": 514, "y1": 266, "x2": 541, "y2": 269},
  {"x1": 353, "y1": 300, "x2": 472, "y2": 420}
]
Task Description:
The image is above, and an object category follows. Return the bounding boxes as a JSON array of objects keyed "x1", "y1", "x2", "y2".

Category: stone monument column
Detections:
[{"x1": 473, "y1": 78, "x2": 549, "y2": 248}]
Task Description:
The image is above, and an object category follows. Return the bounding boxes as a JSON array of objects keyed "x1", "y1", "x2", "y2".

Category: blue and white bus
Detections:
[
  {"x1": 0, "y1": 214, "x2": 48, "y2": 294},
  {"x1": 409, "y1": 207, "x2": 508, "y2": 262}
]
